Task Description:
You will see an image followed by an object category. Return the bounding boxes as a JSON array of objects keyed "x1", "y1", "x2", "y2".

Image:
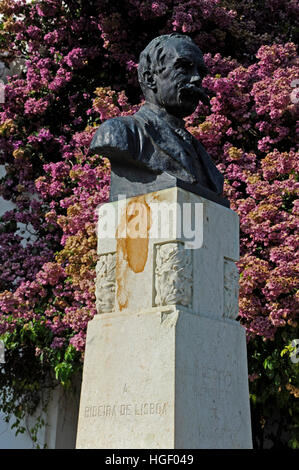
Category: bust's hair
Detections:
[{"x1": 137, "y1": 33, "x2": 207, "y2": 96}]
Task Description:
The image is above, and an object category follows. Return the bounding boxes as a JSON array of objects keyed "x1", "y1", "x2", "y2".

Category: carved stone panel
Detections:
[
  {"x1": 95, "y1": 253, "x2": 116, "y2": 314},
  {"x1": 154, "y1": 242, "x2": 193, "y2": 308},
  {"x1": 223, "y1": 259, "x2": 239, "y2": 320}
]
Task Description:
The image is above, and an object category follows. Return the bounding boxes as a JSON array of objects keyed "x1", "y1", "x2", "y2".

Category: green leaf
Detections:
[
  {"x1": 263, "y1": 358, "x2": 270, "y2": 369},
  {"x1": 54, "y1": 362, "x2": 73, "y2": 386},
  {"x1": 64, "y1": 344, "x2": 76, "y2": 362},
  {"x1": 250, "y1": 393, "x2": 257, "y2": 404}
]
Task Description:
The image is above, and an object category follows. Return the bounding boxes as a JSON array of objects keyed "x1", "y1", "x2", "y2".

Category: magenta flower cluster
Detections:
[{"x1": 0, "y1": 0, "x2": 297, "y2": 386}]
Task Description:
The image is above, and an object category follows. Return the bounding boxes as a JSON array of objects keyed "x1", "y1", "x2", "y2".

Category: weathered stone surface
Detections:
[
  {"x1": 76, "y1": 189, "x2": 252, "y2": 448},
  {"x1": 95, "y1": 253, "x2": 116, "y2": 313},
  {"x1": 96, "y1": 187, "x2": 239, "y2": 319},
  {"x1": 154, "y1": 242, "x2": 193, "y2": 308},
  {"x1": 223, "y1": 259, "x2": 240, "y2": 320}
]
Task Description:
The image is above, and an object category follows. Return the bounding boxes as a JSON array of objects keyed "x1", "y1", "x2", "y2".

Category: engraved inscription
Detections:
[
  {"x1": 203, "y1": 406, "x2": 243, "y2": 443},
  {"x1": 85, "y1": 404, "x2": 116, "y2": 418},
  {"x1": 154, "y1": 242, "x2": 192, "y2": 308},
  {"x1": 200, "y1": 365, "x2": 232, "y2": 399},
  {"x1": 95, "y1": 252, "x2": 116, "y2": 313},
  {"x1": 197, "y1": 363, "x2": 245, "y2": 444},
  {"x1": 134, "y1": 402, "x2": 167, "y2": 416},
  {"x1": 223, "y1": 259, "x2": 239, "y2": 320},
  {"x1": 84, "y1": 401, "x2": 167, "y2": 418}
]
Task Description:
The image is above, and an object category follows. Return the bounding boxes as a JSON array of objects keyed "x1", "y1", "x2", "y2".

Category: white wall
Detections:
[
  {"x1": 0, "y1": 165, "x2": 16, "y2": 216},
  {"x1": 0, "y1": 382, "x2": 81, "y2": 449},
  {"x1": 0, "y1": 411, "x2": 46, "y2": 449}
]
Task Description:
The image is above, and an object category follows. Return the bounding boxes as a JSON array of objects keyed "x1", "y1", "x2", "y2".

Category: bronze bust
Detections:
[{"x1": 90, "y1": 34, "x2": 227, "y2": 206}]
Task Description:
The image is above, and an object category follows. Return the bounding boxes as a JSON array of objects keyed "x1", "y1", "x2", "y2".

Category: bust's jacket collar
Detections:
[
  {"x1": 143, "y1": 102, "x2": 186, "y2": 130},
  {"x1": 135, "y1": 103, "x2": 198, "y2": 181}
]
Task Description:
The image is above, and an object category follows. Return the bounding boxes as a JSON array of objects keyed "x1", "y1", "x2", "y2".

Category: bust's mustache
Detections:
[{"x1": 178, "y1": 83, "x2": 210, "y2": 106}]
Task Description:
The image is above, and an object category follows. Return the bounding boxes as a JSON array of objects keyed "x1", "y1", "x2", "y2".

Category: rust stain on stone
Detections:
[{"x1": 115, "y1": 195, "x2": 151, "y2": 311}]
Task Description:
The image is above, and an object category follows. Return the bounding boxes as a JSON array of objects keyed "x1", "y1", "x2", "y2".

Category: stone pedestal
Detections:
[{"x1": 76, "y1": 188, "x2": 252, "y2": 449}]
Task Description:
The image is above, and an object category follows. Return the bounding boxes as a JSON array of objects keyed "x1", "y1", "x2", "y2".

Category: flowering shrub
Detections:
[{"x1": 0, "y1": 0, "x2": 298, "y2": 448}]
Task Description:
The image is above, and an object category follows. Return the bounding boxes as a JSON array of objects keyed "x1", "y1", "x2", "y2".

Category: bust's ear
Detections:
[{"x1": 142, "y1": 70, "x2": 157, "y2": 92}]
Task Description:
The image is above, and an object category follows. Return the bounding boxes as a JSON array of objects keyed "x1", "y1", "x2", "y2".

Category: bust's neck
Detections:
[{"x1": 144, "y1": 101, "x2": 186, "y2": 130}]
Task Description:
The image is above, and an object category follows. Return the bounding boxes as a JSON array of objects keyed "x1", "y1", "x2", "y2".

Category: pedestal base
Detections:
[{"x1": 76, "y1": 307, "x2": 252, "y2": 449}]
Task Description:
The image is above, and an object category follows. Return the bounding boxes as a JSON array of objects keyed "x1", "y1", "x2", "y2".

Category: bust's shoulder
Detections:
[
  {"x1": 90, "y1": 115, "x2": 139, "y2": 150},
  {"x1": 95, "y1": 115, "x2": 137, "y2": 134}
]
